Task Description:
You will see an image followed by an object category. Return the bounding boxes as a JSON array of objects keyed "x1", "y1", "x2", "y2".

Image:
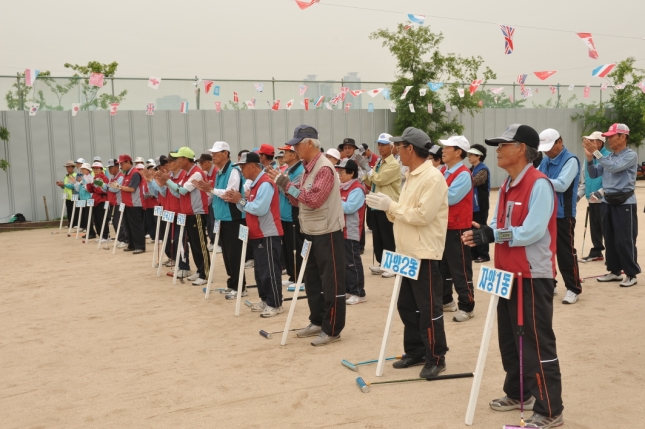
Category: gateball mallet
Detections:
[
  {"x1": 341, "y1": 356, "x2": 403, "y2": 372},
  {"x1": 579, "y1": 206, "x2": 590, "y2": 263},
  {"x1": 356, "y1": 372, "x2": 474, "y2": 393}
]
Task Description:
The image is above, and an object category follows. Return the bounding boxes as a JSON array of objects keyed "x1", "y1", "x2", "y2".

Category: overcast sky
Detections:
[{"x1": 2, "y1": 0, "x2": 644, "y2": 85}]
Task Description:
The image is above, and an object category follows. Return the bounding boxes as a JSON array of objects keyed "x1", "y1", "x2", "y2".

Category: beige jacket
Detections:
[{"x1": 362, "y1": 154, "x2": 401, "y2": 202}]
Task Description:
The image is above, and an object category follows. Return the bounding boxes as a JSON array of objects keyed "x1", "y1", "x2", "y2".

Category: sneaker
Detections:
[
  {"x1": 175, "y1": 270, "x2": 191, "y2": 279},
  {"x1": 443, "y1": 300, "x2": 458, "y2": 312},
  {"x1": 346, "y1": 295, "x2": 367, "y2": 305},
  {"x1": 562, "y1": 290, "x2": 578, "y2": 304},
  {"x1": 419, "y1": 358, "x2": 446, "y2": 378},
  {"x1": 163, "y1": 259, "x2": 175, "y2": 267},
  {"x1": 98, "y1": 238, "x2": 111, "y2": 243},
  {"x1": 145, "y1": 234, "x2": 150, "y2": 239},
  {"x1": 281, "y1": 269, "x2": 287, "y2": 275},
  {"x1": 244, "y1": 260, "x2": 254, "y2": 269},
  {"x1": 117, "y1": 242, "x2": 128, "y2": 248},
  {"x1": 369, "y1": 265, "x2": 384, "y2": 275},
  {"x1": 489, "y1": 395, "x2": 535, "y2": 412},
  {"x1": 187, "y1": 272, "x2": 200, "y2": 282},
  {"x1": 251, "y1": 301, "x2": 267, "y2": 312},
  {"x1": 216, "y1": 246, "x2": 222, "y2": 254},
  {"x1": 311, "y1": 332, "x2": 340, "y2": 346},
  {"x1": 219, "y1": 288, "x2": 233, "y2": 294},
  {"x1": 282, "y1": 279, "x2": 293, "y2": 286},
  {"x1": 597, "y1": 272, "x2": 623, "y2": 282},
  {"x1": 579, "y1": 255, "x2": 603, "y2": 262},
  {"x1": 225, "y1": 290, "x2": 248, "y2": 300},
  {"x1": 382, "y1": 271, "x2": 396, "y2": 278},
  {"x1": 192, "y1": 278, "x2": 207, "y2": 286},
  {"x1": 523, "y1": 412, "x2": 564, "y2": 428},
  {"x1": 620, "y1": 276, "x2": 637, "y2": 287},
  {"x1": 261, "y1": 306, "x2": 284, "y2": 318},
  {"x1": 207, "y1": 243, "x2": 214, "y2": 252},
  {"x1": 453, "y1": 310, "x2": 474, "y2": 322},
  {"x1": 392, "y1": 356, "x2": 425, "y2": 369},
  {"x1": 296, "y1": 323, "x2": 322, "y2": 338}
]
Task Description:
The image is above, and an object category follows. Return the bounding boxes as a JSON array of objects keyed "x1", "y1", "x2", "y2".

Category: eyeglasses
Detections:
[{"x1": 497, "y1": 142, "x2": 520, "y2": 149}]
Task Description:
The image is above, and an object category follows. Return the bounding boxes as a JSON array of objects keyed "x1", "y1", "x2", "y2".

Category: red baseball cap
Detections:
[
  {"x1": 602, "y1": 123, "x2": 630, "y2": 137},
  {"x1": 117, "y1": 154, "x2": 132, "y2": 163},
  {"x1": 258, "y1": 144, "x2": 275, "y2": 156},
  {"x1": 278, "y1": 145, "x2": 295, "y2": 151}
]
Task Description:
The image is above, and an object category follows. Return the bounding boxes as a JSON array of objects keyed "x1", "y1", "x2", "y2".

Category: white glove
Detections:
[
  {"x1": 108, "y1": 182, "x2": 120, "y2": 189},
  {"x1": 366, "y1": 192, "x2": 393, "y2": 212},
  {"x1": 353, "y1": 153, "x2": 370, "y2": 171}
]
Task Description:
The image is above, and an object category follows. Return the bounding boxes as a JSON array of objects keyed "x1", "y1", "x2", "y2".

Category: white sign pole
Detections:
[
  {"x1": 157, "y1": 211, "x2": 174, "y2": 277},
  {"x1": 75, "y1": 200, "x2": 85, "y2": 240},
  {"x1": 112, "y1": 203, "x2": 126, "y2": 254},
  {"x1": 280, "y1": 240, "x2": 312, "y2": 346},
  {"x1": 67, "y1": 195, "x2": 78, "y2": 236},
  {"x1": 172, "y1": 214, "x2": 187, "y2": 285},
  {"x1": 204, "y1": 220, "x2": 221, "y2": 299},
  {"x1": 234, "y1": 225, "x2": 249, "y2": 316},
  {"x1": 152, "y1": 206, "x2": 163, "y2": 268},
  {"x1": 375, "y1": 274, "x2": 403, "y2": 376},
  {"x1": 97, "y1": 202, "x2": 110, "y2": 249},
  {"x1": 85, "y1": 199, "x2": 94, "y2": 244},
  {"x1": 59, "y1": 193, "x2": 66, "y2": 230}
]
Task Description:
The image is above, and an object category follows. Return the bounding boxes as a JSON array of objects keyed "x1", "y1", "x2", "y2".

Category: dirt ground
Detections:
[{"x1": 2, "y1": 186, "x2": 645, "y2": 429}]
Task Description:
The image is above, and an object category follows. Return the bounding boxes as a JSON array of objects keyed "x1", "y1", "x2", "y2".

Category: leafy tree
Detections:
[
  {"x1": 572, "y1": 58, "x2": 645, "y2": 146},
  {"x1": 0, "y1": 126, "x2": 10, "y2": 172},
  {"x1": 5, "y1": 71, "x2": 50, "y2": 111},
  {"x1": 63, "y1": 61, "x2": 127, "y2": 110},
  {"x1": 478, "y1": 88, "x2": 526, "y2": 108},
  {"x1": 370, "y1": 24, "x2": 496, "y2": 141}
]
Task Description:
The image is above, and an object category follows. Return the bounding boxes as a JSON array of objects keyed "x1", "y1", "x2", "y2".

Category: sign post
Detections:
[
  {"x1": 59, "y1": 193, "x2": 67, "y2": 230},
  {"x1": 111, "y1": 203, "x2": 126, "y2": 254},
  {"x1": 97, "y1": 202, "x2": 110, "y2": 249},
  {"x1": 204, "y1": 220, "x2": 221, "y2": 299},
  {"x1": 280, "y1": 240, "x2": 312, "y2": 346},
  {"x1": 157, "y1": 210, "x2": 175, "y2": 277},
  {"x1": 67, "y1": 194, "x2": 78, "y2": 236},
  {"x1": 84, "y1": 199, "x2": 94, "y2": 244},
  {"x1": 75, "y1": 199, "x2": 87, "y2": 240},
  {"x1": 172, "y1": 214, "x2": 187, "y2": 285},
  {"x1": 234, "y1": 225, "x2": 249, "y2": 316},
  {"x1": 152, "y1": 206, "x2": 163, "y2": 268}
]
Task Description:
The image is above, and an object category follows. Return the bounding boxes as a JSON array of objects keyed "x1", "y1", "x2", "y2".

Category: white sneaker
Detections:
[
  {"x1": 382, "y1": 271, "x2": 396, "y2": 278},
  {"x1": 207, "y1": 243, "x2": 214, "y2": 252},
  {"x1": 369, "y1": 265, "x2": 384, "y2": 275},
  {"x1": 261, "y1": 306, "x2": 284, "y2": 318},
  {"x1": 225, "y1": 290, "x2": 248, "y2": 300},
  {"x1": 98, "y1": 238, "x2": 111, "y2": 243},
  {"x1": 174, "y1": 269, "x2": 191, "y2": 279},
  {"x1": 251, "y1": 301, "x2": 267, "y2": 312},
  {"x1": 562, "y1": 290, "x2": 579, "y2": 304},
  {"x1": 282, "y1": 279, "x2": 293, "y2": 286},
  {"x1": 216, "y1": 246, "x2": 222, "y2": 254},
  {"x1": 117, "y1": 242, "x2": 128, "y2": 248},
  {"x1": 453, "y1": 310, "x2": 474, "y2": 322},
  {"x1": 443, "y1": 301, "x2": 458, "y2": 312},
  {"x1": 347, "y1": 295, "x2": 367, "y2": 305},
  {"x1": 145, "y1": 234, "x2": 150, "y2": 239},
  {"x1": 620, "y1": 276, "x2": 637, "y2": 287},
  {"x1": 597, "y1": 273, "x2": 624, "y2": 282},
  {"x1": 219, "y1": 288, "x2": 234, "y2": 294},
  {"x1": 187, "y1": 272, "x2": 200, "y2": 281},
  {"x1": 244, "y1": 260, "x2": 255, "y2": 269},
  {"x1": 282, "y1": 269, "x2": 287, "y2": 275},
  {"x1": 192, "y1": 278, "x2": 207, "y2": 286}
]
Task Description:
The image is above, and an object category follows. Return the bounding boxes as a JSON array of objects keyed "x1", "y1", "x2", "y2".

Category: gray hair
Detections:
[
  {"x1": 524, "y1": 146, "x2": 539, "y2": 164},
  {"x1": 305, "y1": 138, "x2": 321, "y2": 149}
]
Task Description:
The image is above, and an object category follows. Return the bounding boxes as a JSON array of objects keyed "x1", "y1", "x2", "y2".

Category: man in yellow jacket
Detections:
[{"x1": 366, "y1": 127, "x2": 449, "y2": 379}]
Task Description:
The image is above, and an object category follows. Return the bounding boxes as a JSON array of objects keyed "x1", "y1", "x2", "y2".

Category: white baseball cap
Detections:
[
  {"x1": 439, "y1": 136, "x2": 470, "y2": 152},
  {"x1": 325, "y1": 148, "x2": 341, "y2": 160},
  {"x1": 91, "y1": 162, "x2": 103, "y2": 168},
  {"x1": 93, "y1": 156, "x2": 102, "y2": 161},
  {"x1": 134, "y1": 156, "x2": 146, "y2": 163},
  {"x1": 209, "y1": 141, "x2": 231, "y2": 153},
  {"x1": 376, "y1": 133, "x2": 393, "y2": 145},
  {"x1": 583, "y1": 131, "x2": 606, "y2": 143},
  {"x1": 467, "y1": 148, "x2": 484, "y2": 156},
  {"x1": 538, "y1": 128, "x2": 561, "y2": 152},
  {"x1": 80, "y1": 162, "x2": 92, "y2": 171},
  {"x1": 76, "y1": 158, "x2": 86, "y2": 164}
]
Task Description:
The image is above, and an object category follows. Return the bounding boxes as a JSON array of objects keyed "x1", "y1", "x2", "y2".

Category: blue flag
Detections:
[
  {"x1": 367, "y1": 103, "x2": 374, "y2": 112},
  {"x1": 213, "y1": 85, "x2": 220, "y2": 96},
  {"x1": 428, "y1": 82, "x2": 444, "y2": 92},
  {"x1": 382, "y1": 89, "x2": 391, "y2": 100}
]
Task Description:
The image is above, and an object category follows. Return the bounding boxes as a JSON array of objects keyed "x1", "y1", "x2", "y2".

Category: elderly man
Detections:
[
  {"x1": 56, "y1": 160, "x2": 78, "y2": 228},
  {"x1": 110, "y1": 155, "x2": 146, "y2": 254},
  {"x1": 439, "y1": 136, "x2": 475, "y2": 322},
  {"x1": 366, "y1": 127, "x2": 449, "y2": 378},
  {"x1": 355, "y1": 132, "x2": 401, "y2": 278},
  {"x1": 266, "y1": 125, "x2": 346, "y2": 347},
  {"x1": 578, "y1": 132, "x2": 610, "y2": 262},
  {"x1": 258, "y1": 144, "x2": 279, "y2": 170},
  {"x1": 537, "y1": 129, "x2": 582, "y2": 304},
  {"x1": 198, "y1": 153, "x2": 218, "y2": 251},
  {"x1": 338, "y1": 138, "x2": 359, "y2": 160},
  {"x1": 360, "y1": 143, "x2": 380, "y2": 168},
  {"x1": 583, "y1": 123, "x2": 640, "y2": 287},
  {"x1": 463, "y1": 123, "x2": 564, "y2": 429},
  {"x1": 106, "y1": 159, "x2": 128, "y2": 246}
]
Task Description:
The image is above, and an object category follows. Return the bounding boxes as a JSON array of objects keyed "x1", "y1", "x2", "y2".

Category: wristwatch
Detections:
[
  {"x1": 593, "y1": 150, "x2": 603, "y2": 160},
  {"x1": 239, "y1": 198, "x2": 247, "y2": 207}
]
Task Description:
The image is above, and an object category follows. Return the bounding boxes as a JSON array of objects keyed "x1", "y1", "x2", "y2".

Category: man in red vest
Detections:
[
  {"x1": 439, "y1": 136, "x2": 475, "y2": 322},
  {"x1": 223, "y1": 152, "x2": 284, "y2": 317},
  {"x1": 462, "y1": 124, "x2": 564, "y2": 429},
  {"x1": 110, "y1": 155, "x2": 146, "y2": 254}
]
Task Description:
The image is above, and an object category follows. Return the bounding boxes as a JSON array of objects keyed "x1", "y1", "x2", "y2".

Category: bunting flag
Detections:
[
  {"x1": 509, "y1": 95, "x2": 514, "y2": 102},
  {"x1": 592, "y1": 63, "x2": 616, "y2": 78},
  {"x1": 340, "y1": 87, "x2": 349, "y2": 101},
  {"x1": 314, "y1": 95, "x2": 325, "y2": 107},
  {"x1": 29, "y1": 103, "x2": 39, "y2": 116},
  {"x1": 71, "y1": 103, "x2": 80, "y2": 117},
  {"x1": 419, "y1": 87, "x2": 427, "y2": 96},
  {"x1": 638, "y1": 82, "x2": 645, "y2": 93},
  {"x1": 525, "y1": 88, "x2": 533, "y2": 98},
  {"x1": 381, "y1": 89, "x2": 391, "y2": 100},
  {"x1": 388, "y1": 103, "x2": 396, "y2": 112},
  {"x1": 615, "y1": 84, "x2": 625, "y2": 90},
  {"x1": 407, "y1": 14, "x2": 425, "y2": 25},
  {"x1": 213, "y1": 85, "x2": 220, "y2": 96},
  {"x1": 600, "y1": 83, "x2": 608, "y2": 91},
  {"x1": 271, "y1": 100, "x2": 281, "y2": 111},
  {"x1": 409, "y1": 104, "x2": 415, "y2": 113},
  {"x1": 500, "y1": 25, "x2": 515, "y2": 55},
  {"x1": 204, "y1": 80, "x2": 214, "y2": 93},
  {"x1": 577, "y1": 33, "x2": 599, "y2": 59},
  {"x1": 89, "y1": 73, "x2": 104, "y2": 88},
  {"x1": 457, "y1": 88, "x2": 465, "y2": 98},
  {"x1": 490, "y1": 87, "x2": 505, "y2": 94},
  {"x1": 254, "y1": 83, "x2": 264, "y2": 92},
  {"x1": 344, "y1": 102, "x2": 351, "y2": 113},
  {"x1": 304, "y1": 98, "x2": 309, "y2": 111},
  {"x1": 427, "y1": 104, "x2": 433, "y2": 113},
  {"x1": 146, "y1": 103, "x2": 155, "y2": 115},
  {"x1": 110, "y1": 103, "x2": 119, "y2": 116},
  {"x1": 428, "y1": 82, "x2": 444, "y2": 92},
  {"x1": 349, "y1": 89, "x2": 366, "y2": 97},
  {"x1": 24, "y1": 69, "x2": 39, "y2": 87},
  {"x1": 245, "y1": 100, "x2": 255, "y2": 109},
  {"x1": 367, "y1": 103, "x2": 374, "y2": 112},
  {"x1": 520, "y1": 84, "x2": 526, "y2": 97},
  {"x1": 469, "y1": 80, "x2": 483, "y2": 95},
  {"x1": 215, "y1": 101, "x2": 222, "y2": 112},
  {"x1": 368, "y1": 88, "x2": 384, "y2": 97},
  {"x1": 284, "y1": 100, "x2": 293, "y2": 110},
  {"x1": 330, "y1": 93, "x2": 342, "y2": 105},
  {"x1": 568, "y1": 84, "x2": 575, "y2": 90},
  {"x1": 445, "y1": 104, "x2": 452, "y2": 112},
  {"x1": 517, "y1": 74, "x2": 528, "y2": 85},
  {"x1": 298, "y1": 85, "x2": 308, "y2": 95},
  {"x1": 549, "y1": 85, "x2": 557, "y2": 95},
  {"x1": 400, "y1": 85, "x2": 413, "y2": 99},
  {"x1": 478, "y1": 100, "x2": 484, "y2": 107},
  {"x1": 584, "y1": 85, "x2": 590, "y2": 98},
  {"x1": 295, "y1": 0, "x2": 319, "y2": 10},
  {"x1": 233, "y1": 92, "x2": 239, "y2": 103},
  {"x1": 534, "y1": 71, "x2": 557, "y2": 81},
  {"x1": 325, "y1": 102, "x2": 333, "y2": 110},
  {"x1": 148, "y1": 77, "x2": 161, "y2": 89},
  {"x1": 179, "y1": 102, "x2": 189, "y2": 113}
]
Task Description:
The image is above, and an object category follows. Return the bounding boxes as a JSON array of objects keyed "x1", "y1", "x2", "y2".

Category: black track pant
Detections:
[
  {"x1": 144, "y1": 208, "x2": 157, "y2": 240},
  {"x1": 603, "y1": 203, "x2": 640, "y2": 277},
  {"x1": 167, "y1": 219, "x2": 190, "y2": 270},
  {"x1": 92, "y1": 203, "x2": 109, "y2": 239},
  {"x1": 441, "y1": 229, "x2": 475, "y2": 312},
  {"x1": 587, "y1": 203, "x2": 604, "y2": 258},
  {"x1": 344, "y1": 239, "x2": 365, "y2": 297},
  {"x1": 123, "y1": 206, "x2": 145, "y2": 251},
  {"x1": 207, "y1": 210, "x2": 215, "y2": 244},
  {"x1": 498, "y1": 277, "x2": 564, "y2": 418},
  {"x1": 282, "y1": 219, "x2": 304, "y2": 282},
  {"x1": 397, "y1": 259, "x2": 447, "y2": 365},
  {"x1": 79, "y1": 204, "x2": 95, "y2": 234},
  {"x1": 186, "y1": 214, "x2": 210, "y2": 280},
  {"x1": 65, "y1": 200, "x2": 75, "y2": 226},
  {"x1": 371, "y1": 209, "x2": 395, "y2": 264},
  {"x1": 556, "y1": 217, "x2": 582, "y2": 295},
  {"x1": 219, "y1": 219, "x2": 246, "y2": 291},
  {"x1": 470, "y1": 210, "x2": 490, "y2": 260},
  {"x1": 111, "y1": 206, "x2": 129, "y2": 243},
  {"x1": 303, "y1": 230, "x2": 346, "y2": 337},
  {"x1": 252, "y1": 236, "x2": 283, "y2": 308}
]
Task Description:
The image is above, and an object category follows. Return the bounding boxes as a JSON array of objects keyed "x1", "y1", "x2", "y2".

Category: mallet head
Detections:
[
  {"x1": 259, "y1": 330, "x2": 272, "y2": 339},
  {"x1": 355, "y1": 377, "x2": 370, "y2": 393},
  {"x1": 341, "y1": 359, "x2": 358, "y2": 372},
  {"x1": 244, "y1": 300, "x2": 253, "y2": 308}
]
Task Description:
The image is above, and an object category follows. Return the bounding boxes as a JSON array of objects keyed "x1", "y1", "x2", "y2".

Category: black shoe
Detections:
[
  {"x1": 420, "y1": 357, "x2": 446, "y2": 378},
  {"x1": 392, "y1": 356, "x2": 425, "y2": 369},
  {"x1": 123, "y1": 248, "x2": 135, "y2": 252},
  {"x1": 87, "y1": 234, "x2": 97, "y2": 240}
]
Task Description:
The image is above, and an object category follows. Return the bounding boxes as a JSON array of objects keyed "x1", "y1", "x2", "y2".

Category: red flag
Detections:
[
  {"x1": 584, "y1": 86, "x2": 590, "y2": 98},
  {"x1": 204, "y1": 80, "x2": 214, "y2": 93},
  {"x1": 349, "y1": 89, "x2": 366, "y2": 97},
  {"x1": 233, "y1": 92, "x2": 239, "y2": 103},
  {"x1": 549, "y1": 85, "x2": 556, "y2": 95},
  {"x1": 340, "y1": 87, "x2": 349, "y2": 101},
  {"x1": 89, "y1": 73, "x2": 104, "y2": 88},
  {"x1": 271, "y1": 100, "x2": 280, "y2": 111},
  {"x1": 295, "y1": 0, "x2": 319, "y2": 10},
  {"x1": 534, "y1": 71, "x2": 557, "y2": 81},
  {"x1": 478, "y1": 100, "x2": 484, "y2": 107},
  {"x1": 469, "y1": 80, "x2": 483, "y2": 96},
  {"x1": 344, "y1": 103, "x2": 351, "y2": 113},
  {"x1": 215, "y1": 102, "x2": 221, "y2": 113},
  {"x1": 577, "y1": 33, "x2": 599, "y2": 59},
  {"x1": 304, "y1": 98, "x2": 309, "y2": 111},
  {"x1": 109, "y1": 103, "x2": 119, "y2": 116}
]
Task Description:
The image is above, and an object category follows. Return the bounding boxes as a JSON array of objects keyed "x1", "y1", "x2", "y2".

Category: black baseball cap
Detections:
[
  {"x1": 286, "y1": 125, "x2": 318, "y2": 146},
  {"x1": 338, "y1": 138, "x2": 358, "y2": 150},
  {"x1": 389, "y1": 127, "x2": 432, "y2": 150},
  {"x1": 234, "y1": 151, "x2": 261, "y2": 166},
  {"x1": 335, "y1": 158, "x2": 359, "y2": 174},
  {"x1": 485, "y1": 124, "x2": 540, "y2": 149}
]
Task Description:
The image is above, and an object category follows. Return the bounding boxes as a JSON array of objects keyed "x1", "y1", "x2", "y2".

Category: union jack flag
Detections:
[
  {"x1": 517, "y1": 74, "x2": 528, "y2": 85},
  {"x1": 146, "y1": 103, "x2": 155, "y2": 116},
  {"x1": 500, "y1": 25, "x2": 515, "y2": 55}
]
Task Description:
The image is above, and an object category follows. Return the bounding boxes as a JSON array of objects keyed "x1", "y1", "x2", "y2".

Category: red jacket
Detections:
[{"x1": 86, "y1": 173, "x2": 109, "y2": 205}]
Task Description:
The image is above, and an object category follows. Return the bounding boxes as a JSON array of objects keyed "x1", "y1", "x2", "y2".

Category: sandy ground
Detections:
[{"x1": 2, "y1": 186, "x2": 645, "y2": 429}]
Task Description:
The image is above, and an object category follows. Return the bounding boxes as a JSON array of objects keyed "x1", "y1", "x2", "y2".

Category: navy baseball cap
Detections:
[
  {"x1": 286, "y1": 125, "x2": 318, "y2": 146},
  {"x1": 234, "y1": 151, "x2": 261, "y2": 166}
]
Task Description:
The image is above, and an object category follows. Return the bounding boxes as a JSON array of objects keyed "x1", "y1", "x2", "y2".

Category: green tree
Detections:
[
  {"x1": 572, "y1": 58, "x2": 645, "y2": 146},
  {"x1": 63, "y1": 61, "x2": 127, "y2": 110},
  {"x1": 0, "y1": 126, "x2": 10, "y2": 172},
  {"x1": 478, "y1": 87, "x2": 526, "y2": 108},
  {"x1": 5, "y1": 71, "x2": 50, "y2": 110},
  {"x1": 370, "y1": 24, "x2": 496, "y2": 141}
]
